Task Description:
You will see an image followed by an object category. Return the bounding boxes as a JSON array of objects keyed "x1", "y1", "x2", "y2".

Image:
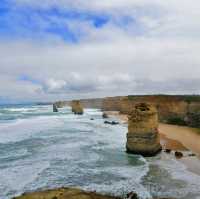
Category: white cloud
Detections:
[{"x1": 1, "y1": 0, "x2": 200, "y2": 102}]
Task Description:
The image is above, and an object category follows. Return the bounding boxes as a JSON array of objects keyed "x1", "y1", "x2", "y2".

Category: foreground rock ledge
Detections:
[
  {"x1": 126, "y1": 103, "x2": 162, "y2": 156},
  {"x1": 12, "y1": 187, "x2": 122, "y2": 199}
]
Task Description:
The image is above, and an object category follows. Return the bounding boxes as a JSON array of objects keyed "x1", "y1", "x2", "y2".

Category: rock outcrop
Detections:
[
  {"x1": 126, "y1": 103, "x2": 162, "y2": 156},
  {"x1": 53, "y1": 104, "x2": 58, "y2": 112},
  {"x1": 12, "y1": 187, "x2": 174, "y2": 199},
  {"x1": 71, "y1": 100, "x2": 84, "y2": 115},
  {"x1": 12, "y1": 187, "x2": 121, "y2": 199}
]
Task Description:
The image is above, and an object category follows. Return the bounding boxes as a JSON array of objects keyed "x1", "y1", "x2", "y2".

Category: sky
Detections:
[{"x1": 0, "y1": 0, "x2": 200, "y2": 103}]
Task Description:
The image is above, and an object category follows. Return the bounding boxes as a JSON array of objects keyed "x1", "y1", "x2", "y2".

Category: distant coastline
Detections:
[{"x1": 53, "y1": 94, "x2": 200, "y2": 128}]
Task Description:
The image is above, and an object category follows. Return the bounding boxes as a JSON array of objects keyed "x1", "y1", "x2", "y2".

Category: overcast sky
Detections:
[{"x1": 0, "y1": 0, "x2": 200, "y2": 103}]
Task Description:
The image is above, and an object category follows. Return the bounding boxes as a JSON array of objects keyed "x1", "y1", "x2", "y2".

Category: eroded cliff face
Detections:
[
  {"x1": 126, "y1": 103, "x2": 162, "y2": 156},
  {"x1": 102, "y1": 95, "x2": 200, "y2": 128},
  {"x1": 102, "y1": 97, "x2": 125, "y2": 112},
  {"x1": 79, "y1": 98, "x2": 103, "y2": 109},
  {"x1": 53, "y1": 95, "x2": 200, "y2": 128},
  {"x1": 71, "y1": 100, "x2": 84, "y2": 115}
]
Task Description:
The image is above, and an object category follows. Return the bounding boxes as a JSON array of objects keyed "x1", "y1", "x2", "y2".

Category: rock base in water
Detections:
[
  {"x1": 126, "y1": 103, "x2": 162, "y2": 156},
  {"x1": 12, "y1": 187, "x2": 122, "y2": 199},
  {"x1": 126, "y1": 134, "x2": 162, "y2": 157}
]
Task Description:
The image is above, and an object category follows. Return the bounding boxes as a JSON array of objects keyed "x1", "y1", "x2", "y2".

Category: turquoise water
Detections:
[{"x1": 0, "y1": 105, "x2": 200, "y2": 199}]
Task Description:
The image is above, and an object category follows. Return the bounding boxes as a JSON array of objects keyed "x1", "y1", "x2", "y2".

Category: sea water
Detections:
[{"x1": 0, "y1": 104, "x2": 200, "y2": 199}]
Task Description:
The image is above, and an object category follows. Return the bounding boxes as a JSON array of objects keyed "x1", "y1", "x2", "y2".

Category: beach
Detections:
[
  {"x1": 105, "y1": 111, "x2": 200, "y2": 176},
  {"x1": 159, "y1": 123, "x2": 200, "y2": 176}
]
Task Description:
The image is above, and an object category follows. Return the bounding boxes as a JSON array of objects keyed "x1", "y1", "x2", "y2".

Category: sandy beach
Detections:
[
  {"x1": 105, "y1": 111, "x2": 200, "y2": 175},
  {"x1": 159, "y1": 123, "x2": 200, "y2": 156}
]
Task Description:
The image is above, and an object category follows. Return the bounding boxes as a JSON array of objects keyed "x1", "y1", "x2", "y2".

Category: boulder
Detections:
[
  {"x1": 126, "y1": 103, "x2": 162, "y2": 156},
  {"x1": 175, "y1": 151, "x2": 183, "y2": 158},
  {"x1": 164, "y1": 149, "x2": 172, "y2": 154},
  {"x1": 102, "y1": 112, "x2": 109, "y2": 118},
  {"x1": 71, "y1": 100, "x2": 84, "y2": 115},
  {"x1": 104, "y1": 121, "x2": 119, "y2": 125},
  {"x1": 126, "y1": 192, "x2": 139, "y2": 199},
  {"x1": 53, "y1": 104, "x2": 58, "y2": 112}
]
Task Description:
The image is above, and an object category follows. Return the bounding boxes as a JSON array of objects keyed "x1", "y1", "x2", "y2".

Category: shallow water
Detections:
[{"x1": 0, "y1": 105, "x2": 200, "y2": 199}]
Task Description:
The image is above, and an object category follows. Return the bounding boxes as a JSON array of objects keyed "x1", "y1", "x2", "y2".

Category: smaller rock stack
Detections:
[
  {"x1": 53, "y1": 104, "x2": 58, "y2": 112},
  {"x1": 126, "y1": 103, "x2": 162, "y2": 156},
  {"x1": 71, "y1": 100, "x2": 84, "y2": 115}
]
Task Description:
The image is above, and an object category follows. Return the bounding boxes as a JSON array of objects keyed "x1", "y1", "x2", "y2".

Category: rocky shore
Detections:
[
  {"x1": 13, "y1": 187, "x2": 175, "y2": 199},
  {"x1": 12, "y1": 188, "x2": 122, "y2": 199}
]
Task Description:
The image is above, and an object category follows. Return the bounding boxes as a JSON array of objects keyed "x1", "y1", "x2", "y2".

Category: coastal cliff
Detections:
[
  {"x1": 53, "y1": 95, "x2": 200, "y2": 128},
  {"x1": 102, "y1": 95, "x2": 200, "y2": 128}
]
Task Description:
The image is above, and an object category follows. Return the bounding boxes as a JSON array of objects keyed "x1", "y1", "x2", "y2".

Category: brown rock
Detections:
[
  {"x1": 71, "y1": 100, "x2": 84, "y2": 115},
  {"x1": 126, "y1": 192, "x2": 139, "y2": 199},
  {"x1": 188, "y1": 153, "x2": 196, "y2": 157},
  {"x1": 12, "y1": 187, "x2": 121, "y2": 199},
  {"x1": 126, "y1": 103, "x2": 162, "y2": 156},
  {"x1": 175, "y1": 151, "x2": 183, "y2": 159},
  {"x1": 164, "y1": 149, "x2": 172, "y2": 153},
  {"x1": 102, "y1": 112, "x2": 109, "y2": 118}
]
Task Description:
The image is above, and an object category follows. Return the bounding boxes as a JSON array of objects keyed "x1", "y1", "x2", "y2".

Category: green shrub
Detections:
[{"x1": 167, "y1": 116, "x2": 186, "y2": 126}]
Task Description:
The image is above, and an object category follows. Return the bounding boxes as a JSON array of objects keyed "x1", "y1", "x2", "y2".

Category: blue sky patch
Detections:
[
  {"x1": 0, "y1": 3, "x2": 111, "y2": 42},
  {"x1": 18, "y1": 74, "x2": 41, "y2": 85}
]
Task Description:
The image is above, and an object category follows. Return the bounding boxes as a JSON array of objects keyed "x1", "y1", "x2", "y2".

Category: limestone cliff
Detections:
[
  {"x1": 53, "y1": 95, "x2": 200, "y2": 128},
  {"x1": 126, "y1": 103, "x2": 162, "y2": 156},
  {"x1": 102, "y1": 95, "x2": 200, "y2": 128}
]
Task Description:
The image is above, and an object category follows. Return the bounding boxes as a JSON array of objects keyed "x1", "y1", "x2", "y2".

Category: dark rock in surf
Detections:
[{"x1": 53, "y1": 104, "x2": 58, "y2": 112}]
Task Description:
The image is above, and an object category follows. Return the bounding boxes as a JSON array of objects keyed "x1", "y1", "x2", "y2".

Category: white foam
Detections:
[
  {"x1": 0, "y1": 115, "x2": 65, "y2": 143},
  {"x1": 150, "y1": 153, "x2": 200, "y2": 198},
  {"x1": 0, "y1": 161, "x2": 50, "y2": 199}
]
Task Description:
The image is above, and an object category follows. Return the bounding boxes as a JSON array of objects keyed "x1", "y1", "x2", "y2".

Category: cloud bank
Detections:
[{"x1": 0, "y1": 0, "x2": 200, "y2": 102}]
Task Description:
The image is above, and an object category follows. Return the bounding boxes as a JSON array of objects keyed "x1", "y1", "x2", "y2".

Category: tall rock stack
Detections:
[
  {"x1": 126, "y1": 103, "x2": 162, "y2": 156},
  {"x1": 53, "y1": 104, "x2": 58, "y2": 112},
  {"x1": 71, "y1": 100, "x2": 84, "y2": 115}
]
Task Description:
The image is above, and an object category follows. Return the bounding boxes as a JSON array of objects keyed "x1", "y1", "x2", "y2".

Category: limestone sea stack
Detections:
[
  {"x1": 71, "y1": 100, "x2": 84, "y2": 115},
  {"x1": 126, "y1": 103, "x2": 162, "y2": 156},
  {"x1": 53, "y1": 104, "x2": 58, "y2": 112}
]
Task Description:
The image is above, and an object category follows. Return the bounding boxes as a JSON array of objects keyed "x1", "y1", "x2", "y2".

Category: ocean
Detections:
[{"x1": 0, "y1": 104, "x2": 200, "y2": 199}]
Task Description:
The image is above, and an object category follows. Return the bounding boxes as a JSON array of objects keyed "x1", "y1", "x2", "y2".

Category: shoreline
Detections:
[{"x1": 104, "y1": 111, "x2": 200, "y2": 176}]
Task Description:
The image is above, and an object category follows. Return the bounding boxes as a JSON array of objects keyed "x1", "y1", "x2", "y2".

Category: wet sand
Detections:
[{"x1": 159, "y1": 123, "x2": 200, "y2": 175}]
